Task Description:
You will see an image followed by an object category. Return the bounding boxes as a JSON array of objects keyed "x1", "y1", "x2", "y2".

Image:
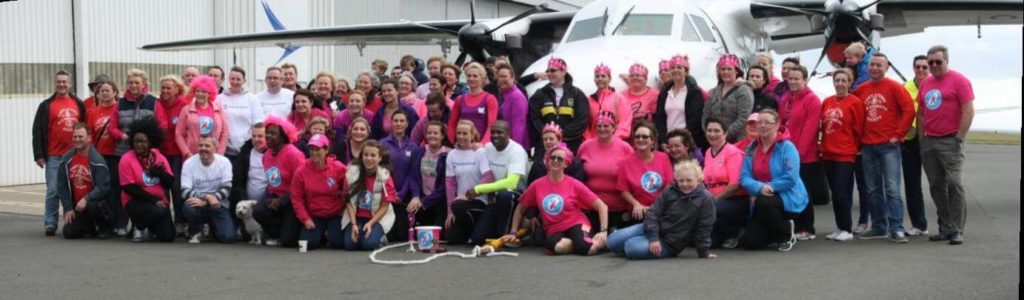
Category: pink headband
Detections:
[
  {"x1": 671, "y1": 54, "x2": 690, "y2": 69},
  {"x1": 541, "y1": 122, "x2": 563, "y2": 139},
  {"x1": 544, "y1": 145, "x2": 574, "y2": 167},
  {"x1": 594, "y1": 63, "x2": 611, "y2": 76},
  {"x1": 629, "y1": 63, "x2": 648, "y2": 77},
  {"x1": 717, "y1": 54, "x2": 740, "y2": 70},
  {"x1": 659, "y1": 60, "x2": 671, "y2": 71},
  {"x1": 547, "y1": 57, "x2": 567, "y2": 71}
]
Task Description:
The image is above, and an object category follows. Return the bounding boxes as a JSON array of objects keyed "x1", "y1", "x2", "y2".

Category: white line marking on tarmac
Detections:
[
  {"x1": 0, "y1": 188, "x2": 45, "y2": 196},
  {"x1": 0, "y1": 200, "x2": 45, "y2": 208}
]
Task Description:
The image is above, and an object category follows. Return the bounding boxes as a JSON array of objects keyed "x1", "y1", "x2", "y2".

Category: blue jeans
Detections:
[
  {"x1": 862, "y1": 143, "x2": 905, "y2": 233},
  {"x1": 607, "y1": 224, "x2": 673, "y2": 259},
  {"x1": 300, "y1": 216, "x2": 344, "y2": 250},
  {"x1": 182, "y1": 202, "x2": 236, "y2": 243},
  {"x1": 44, "y1": 156, "x2": 61, "y2": 229},
  {"x1": 343, "y1": 217, "x2": 385, "y2": 250}
]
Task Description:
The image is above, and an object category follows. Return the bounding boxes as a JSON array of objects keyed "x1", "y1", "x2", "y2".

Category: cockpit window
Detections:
[
  {"x1": 689, "y1": 14, "x2": 716, "y2": 43},
  {"x1": 565, "y1": 17, "x2": 604, "y2": 42},
  {"x1": 680, "y1": 14, "x2": 701, "y2": 42},
  {"x1": 613, "y1": 14, "x2": 672, "y2": 36}
]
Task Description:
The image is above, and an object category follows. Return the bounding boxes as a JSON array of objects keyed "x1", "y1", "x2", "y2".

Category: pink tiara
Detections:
[
  {"x1": 718, "y1": 54, "x2": 740, "y2": 69},
  {"x1": 596, "y1": 111, "x2": 616, "y2": 125},
  {"x1": 541, "y1": 122, "x2": 563, "y2": 138},
  {"x1": 629, "y1": 63, "x2": 648, "y2": 77},
  {"x1": 659, "y1": 59, "x2": 671, "y2": 71},
  {"x1": 547, "y1": 57, "x2": 567, "y2": 71},
  {"x1": 671, "y1": 54, "x2": 689, "y2": 69},
  {"x1": 594, "y1": 63, "x2": 611, "y2": 76}
]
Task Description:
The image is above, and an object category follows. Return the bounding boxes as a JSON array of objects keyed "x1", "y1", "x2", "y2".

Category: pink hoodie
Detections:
[{"x1": 778, "y1": 87, "x2": 821, "y2": 163}]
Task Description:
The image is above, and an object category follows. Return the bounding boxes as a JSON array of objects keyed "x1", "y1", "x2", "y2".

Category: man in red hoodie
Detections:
[{"x1": 852, "y1": 53, "x2": 915, "y2": 243}]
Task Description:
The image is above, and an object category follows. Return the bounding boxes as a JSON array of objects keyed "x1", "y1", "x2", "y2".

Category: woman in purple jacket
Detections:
[
  {"x1": 494, "y1": 64, "x2": 530, "y2": 151},
  {"x1": 381, "y1": 110, "x2": 419, "y2": 242},
  {"x1": 408, "y1": 121, "x2": 451, "y2": 228}
]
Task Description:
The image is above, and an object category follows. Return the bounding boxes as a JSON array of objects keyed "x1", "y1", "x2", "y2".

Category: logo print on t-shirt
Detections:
[
  {"x1": 864, "y1": 93, "x2": 888, "y2": 123},
  {"x1": 359, "y1": 192, "x2": 374, "y2": 210},
  {"x1": 640, "y1": 171, "x2": 663, "y2": 193},
  {"x1": 57, "y1": 108, "x2": 79, "y2": 132},
  {"x1": 266, "y1": 167, "x2": 282, "y2": 187},
  {"x1": 542, "y1": 194, "x2": 564, "y2": 216},
  {"x1": 70, "y1": 164, "x2": 92, "y2": 189},
  {"x1": 94, "y1": 116, "x2": 111, "y2": 138},
  {"x1": 326, "y1": 177, "x2": 337, "y2": 188},
  {"x1": 199, "y1": 116, "x2": 215, "y2": 135},
  {"x1": 924, "y1": 89, "x2": 943, "y2": 110},
  {"x1": 171, "y1": 116, "x2": 179, "y2": 126},
  {"x1": 822, "y1": 107, "x2": 845, "y2": 134},
  {"x1": 142, "y1": 172, "x2": 160, "y2": 187}
]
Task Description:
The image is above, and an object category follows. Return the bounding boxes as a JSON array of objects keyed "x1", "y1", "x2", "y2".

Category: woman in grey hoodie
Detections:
[{"x1": 607, "y1": 161, "x2": 717, "y2": 259}]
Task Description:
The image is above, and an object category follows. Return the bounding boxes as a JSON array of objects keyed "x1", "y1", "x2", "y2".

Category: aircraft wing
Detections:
[
  {"x1": 752, "y1": 0, "x2": 1024, "y2": 53},
  {"x1": 139, "y1": 11, "x2": 575, "y2": 51}
]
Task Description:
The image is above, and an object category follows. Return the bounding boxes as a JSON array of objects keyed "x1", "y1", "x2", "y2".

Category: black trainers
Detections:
[
  {"x1": 948, "y1": 232, "x2": 964, "y2": 245},
  {"x1": 45, "y1": 228, "x2": 56, "y2": 237},
  {"x1": 929, "y1": 232, "x2": 952, "y2": 242}
]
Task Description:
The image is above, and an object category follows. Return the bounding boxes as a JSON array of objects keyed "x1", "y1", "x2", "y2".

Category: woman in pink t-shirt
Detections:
[
  {"x1": 119, "y1": 117, "x2": 175, "y2": 243},
  {"x1": 578, "y1": 112, "x2": 634, "y2": 228},
  {"x1": 703, "y1": 118, "x2": 748, "y2": 248},
  {"x1": 502, "y1": 145, "x2": 609, "y2": 255},
  {"x1": 619, "y1": 63, "x2": 660, "y2": 122},
  {"x1": 617, "y1": 121, "x2": 675, "y2": 222}
]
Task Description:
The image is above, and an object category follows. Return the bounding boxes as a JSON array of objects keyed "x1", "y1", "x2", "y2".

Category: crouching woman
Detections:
[{"x1": 607, "y1": 161, "x2": 717, "y2": 259}]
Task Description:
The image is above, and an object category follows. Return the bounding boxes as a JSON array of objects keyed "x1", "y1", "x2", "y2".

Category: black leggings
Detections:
[
  {"x1": 63, "y1": 201, "x2": 111, "y2": 239},
  {"x1": 544, "y1": 224, "x2": 593, "y2": 255},
  {"x1": 444, "y1": 200, "x2": 486, "y2": 245},
  {"x1": 252, "y1": 196, "x2": 300, "y2": 247},
  {"x1": 740, "y1": 195, "x2": 796, "y2": 250},
  {"x1": 125, "y1": 200, "x2": 175, "y2": 243},
  {"x1": 796, "y1": 162, "x2": 828, "y2": 233}
]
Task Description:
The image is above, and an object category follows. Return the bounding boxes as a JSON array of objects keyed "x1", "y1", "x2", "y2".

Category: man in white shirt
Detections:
[
  {"x1": 181, "y1": 136, "x2": 235, "y2": 244},
  {"x1": 257, "y1": 66, "x2": 295, "y2": 118},
  {"x1": 465, "y1": 121, "x2": 529, "y2": 245}
]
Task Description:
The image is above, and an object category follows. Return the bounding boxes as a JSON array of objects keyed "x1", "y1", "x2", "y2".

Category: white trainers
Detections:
[
  {"x1": 188, "y1": 233, "x2": 201, "y2": 244},
  {"x1": 265, "y1": 239, "x2": 281, "y2": 246},
  {"x1": 906, "y1": 227, "x2": 929, "y2": 236},
  {"x1": 825, "y1": 230, "x2": 841, "y2": 240},
  {"x1": 794, "y1": 231, "x2": 816, "y2": 241},
  {"x1": 853, "y1": 223, "x2": 870, "y2": 234},
  {"x1": 833, "y1": 231, "x2": 854, "y2": 241}
]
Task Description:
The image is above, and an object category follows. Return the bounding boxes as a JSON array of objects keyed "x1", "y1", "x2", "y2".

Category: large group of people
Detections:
[{"x1": 31, "y1": 43, "x2": 976, "y2": 259}]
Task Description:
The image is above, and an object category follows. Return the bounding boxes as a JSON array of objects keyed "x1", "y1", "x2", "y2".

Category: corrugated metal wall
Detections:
[{"x1": 0, "y1": 0, "x2": 535, "y2": 186}]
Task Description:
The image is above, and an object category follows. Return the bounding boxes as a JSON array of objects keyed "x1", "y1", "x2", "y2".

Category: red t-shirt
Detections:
[
  {"x1": 753, "y1": 144, "x2": 774, "y2": 183},
  {"x1": 290, "y1": 160, "x2": 348, "y2": 223},
  {"x1": 918, "y1": 70, "x2": 975, "y2": 137},
  {"x1": 118, "y1": 149, "x2": 172, "y2": 206},
  {"x1": 616, "y1": 151, "x2": 674, "y2": 207},
  {"x1": 69, "y1": 153, "x2": 94, "y2": 204},
  {"x1": 853, "y1": 78, "x2": 915, "y2": 145},
  {"x1": 578, "y1": 139, "x2": 633, "y2": 211},
  {"x1": 355, "y1": 175, "x2": 398, "y2": 219},
  {"x1": 160, "y1": 97, "x2": 190, "y2": 156},
  {"x1": 87, "y1": 104, "x2": 118, "y2": 156},
  {"x1": 47, "y1": 96, "x2": 80, "y2": 156},
  {"x1": 820, "y1": 95, "x2": 865, "y2": 163},
  {"x1": 520, "y1": 176, "x2": 598, "y2": 236}
]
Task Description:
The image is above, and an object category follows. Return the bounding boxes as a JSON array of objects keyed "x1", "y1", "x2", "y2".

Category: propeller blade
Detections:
[
  {"x1": 400, "y1": 19, "x2": 459, "y2": 35},
  {"x1": 484, "y1": 3, "x2": 548, "y2": 35},
  {"x1": 772, "y1": 31, "x2": 824, "y2": 40},
  {"x1": 857, "y1": 0, "x2": 884, "y2": 12},
  {"x1": 455, "y1": 51, "x2": 469, "y2": 67},
  {"x1": 853, "y1": 28, "x2": 907, "y2": 81},
  {"x1": 810, "y1": 31, "x2": 839, "y2": 77},
  {"x1": 751, "y1": 1, "x2": 828, "y2": 16},
  {"x1": 470, "y1": 0, "x2": 476, "y2": 25}
]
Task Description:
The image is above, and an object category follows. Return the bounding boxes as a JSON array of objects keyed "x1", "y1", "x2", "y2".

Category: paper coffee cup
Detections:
[{"x1": 298, "y1": 240, "x2": 308, "y2": 253}]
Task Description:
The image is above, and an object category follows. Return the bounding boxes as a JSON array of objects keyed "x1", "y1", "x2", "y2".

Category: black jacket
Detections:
[
  {"x1": 528, "y1": 75, "x2": 590, "y2": 146},
  {"x1": 751, "y1": 86, "x2": 778, "y2": 113},
  {"x1": 644, "y1": 184, "x2": 715, "y2": 257},
  {"x1": 230, "y1": 141, "x2": 257, "y2": 204},
  {"x1": 56, "y1": 147, "x2": 110, "y2": 213},
  {"x1": 654, "y1": 76, "x2": 706, "y2": 149},
  {"x1": 32, "y1": 93, "x2": 86, "y2": 160}
]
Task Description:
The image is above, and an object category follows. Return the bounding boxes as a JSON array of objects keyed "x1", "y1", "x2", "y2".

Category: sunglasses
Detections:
[
  {"x1": 548, "y1": 156, "x2": 566, "y2": 162},
  {"x1": 928, "y1": 60, "x2": 944, "y2": 66}
]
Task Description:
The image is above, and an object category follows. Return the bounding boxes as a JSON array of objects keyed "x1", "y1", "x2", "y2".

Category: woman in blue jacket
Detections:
[{"x1": 738, "y1": 109, "x2": 808, "y2": 252}]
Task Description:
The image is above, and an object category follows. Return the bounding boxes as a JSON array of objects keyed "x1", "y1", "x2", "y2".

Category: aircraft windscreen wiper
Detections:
[
  {"x1": 610, "y1": 5, "x2": 636, "y2": 36},
  {"x1": 601, "y1": 7, "x2": 609, "y2": 36}
]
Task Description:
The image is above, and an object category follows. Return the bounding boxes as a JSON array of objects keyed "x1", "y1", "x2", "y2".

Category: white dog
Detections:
[{"x1": 235, "y1": 200, "x2": 265, "y2": 245}]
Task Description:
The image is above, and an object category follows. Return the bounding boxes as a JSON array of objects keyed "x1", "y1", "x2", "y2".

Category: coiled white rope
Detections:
[{"x1": 369, "y1": 241, "x2": 519, "y2": 265}]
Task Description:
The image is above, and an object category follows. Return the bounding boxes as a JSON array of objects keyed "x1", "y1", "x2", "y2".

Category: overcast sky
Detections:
[{"x1": 789, "y1": 25, "x2": 1022, "y2": 132}]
